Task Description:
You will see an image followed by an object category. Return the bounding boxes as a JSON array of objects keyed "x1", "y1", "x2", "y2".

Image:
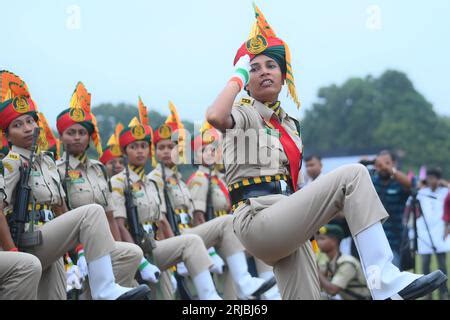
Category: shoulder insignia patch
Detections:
[
  {"x1": 3, "y1": 162, "x2": 13, "y2": 173},
  {"x1": 112, "y1": 187, "x2": 124, "y2": 196},
  {"x1": 240, "y1": 97, "x2": 254, "y2": 107},
  {"x1": 190, "y1": 181, "x2": 202, "y2": 188},
  {"x1": 7, "y1": 153, "x2": 19, "y2": 161}
]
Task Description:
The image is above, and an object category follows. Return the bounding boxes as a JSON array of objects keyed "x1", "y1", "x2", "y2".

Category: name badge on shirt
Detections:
[
  {"x1": 31, "y1": 170, "x2": 41, "y2": 177},
  {"x1": 72, "y1": 177, "x2": 86, "y2": 184},
  {"x1": 133, "y1": 190, "x2": 145, "y2": 198},
  {"x1": 265, "y1": 127, "x2": 280, "y2": 138}
]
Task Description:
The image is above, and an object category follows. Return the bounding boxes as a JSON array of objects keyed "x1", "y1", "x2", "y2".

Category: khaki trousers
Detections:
[
  {"x1": 233, "y1": 164, "x2": 388, "y2": 299},
  {"x1": 153, "y1": 234, "x2": 212, "y2": 278},
  {"x1": 26, "y1": 204, "x2": 116, "y2": 299},
  {"x1": 0, "y1": 251, "x2": 42, "y2": 299},
  {"x1": 183, "y1": 215, "x2": 244, "y2": 258}
]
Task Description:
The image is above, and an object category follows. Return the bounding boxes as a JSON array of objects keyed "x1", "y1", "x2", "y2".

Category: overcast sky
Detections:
[{"x1": 2, "y1": 0, "x2": 449, "y2": 128}]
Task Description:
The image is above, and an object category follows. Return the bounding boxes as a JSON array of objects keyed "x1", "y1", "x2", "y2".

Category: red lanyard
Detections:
[{"x1": 268, "y1": 116, "x2": 302, "y2": 192}]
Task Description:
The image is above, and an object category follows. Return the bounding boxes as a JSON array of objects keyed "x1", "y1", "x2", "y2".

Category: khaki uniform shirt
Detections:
[
  {"x1": 0, "y1": 164, "x2": 5, "y2": 201},
  {"x1": 223, "y1": 96, "x2": 303, "y2": 211},
  {"x1": 149, "y1": 164, "x2": 193, "y2": 214},
  {"x1": 323, "y1": 253, "x2": 371, "y2": 300},
  {"x1": 111, "y1": 167, "x2": 163, "y2": 224},
  {"x1": 2, "y1": 146, "x2": 66, "y2": 213},
  {"x1": 224, "y1": 96, "x2": 303, "y2": 186},
  {"x1": 187, "y1": 165, "x2": 230, "y2": 215},
  {"x1": 56, "y1": 153, "x2": 113, "y2": 212},
  {"x1": 148, "y1": 164, "x2": 193, "y2": 228}
]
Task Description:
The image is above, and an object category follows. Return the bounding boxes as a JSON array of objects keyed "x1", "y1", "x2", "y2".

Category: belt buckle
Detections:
[
  {"x1": 178, "y1": 213, "x2": 190, "y2": 225},
  {"x1": 40, "y1": 209, "x2": 54, "y2": 223},
  {"x1": 143, "y1": 223, "x2": 153, "y2": 234}
]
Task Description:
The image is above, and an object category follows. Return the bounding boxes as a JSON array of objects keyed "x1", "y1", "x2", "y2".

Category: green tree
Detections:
[{"x1": 302, "y1": 70, "x2": 450, "y2": 177}]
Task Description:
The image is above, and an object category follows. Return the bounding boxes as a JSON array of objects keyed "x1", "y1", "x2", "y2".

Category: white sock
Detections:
[
  {"x1": 226, "y1": 251, "x2": 266, "y2": 298},
  {"x1": 192, "y1": 270, "x2": 222, "y2": 300},
  {"x1": 354, "y1": 222, "x2": 421, "y2": 300},
  {"x1": 88, "y1": 255, "x2": 130, "y2": 300}
]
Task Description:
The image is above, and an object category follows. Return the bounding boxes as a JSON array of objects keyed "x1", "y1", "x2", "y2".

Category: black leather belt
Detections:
[{"x1": 229, "y1": 180, "x2": 293, "y2": 208}]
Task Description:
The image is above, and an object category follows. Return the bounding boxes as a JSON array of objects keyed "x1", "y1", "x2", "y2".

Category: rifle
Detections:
[
  {"x1": 205, "y1": 166, "x2": 214, "y2": 222},
  {"x1": 160, "y1": 162, "x2": 192, "y2": 300},
  {"x1": 9, "y1": 128, "x2": 42, "y2": 249},
  {"x1": 123, "y1": 155, "x2": 155, "y2": 255},
  {"x1": 62, "y1": 148, "x2": 72, "y2": 210}
]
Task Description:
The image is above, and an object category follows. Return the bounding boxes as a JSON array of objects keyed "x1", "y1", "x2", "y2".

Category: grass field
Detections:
[{"x1": 414, "y1": 253, "x2": 449, "y2": 300}]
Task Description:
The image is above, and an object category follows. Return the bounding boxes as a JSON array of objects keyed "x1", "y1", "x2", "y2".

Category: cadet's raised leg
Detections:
[
  {"x1": 37, "y1": 258, "x2": 67, "y2": 300},
  {"x1": 153, "y1": 234, "x2": 222, "y2": 300},
  {"x1": 182, "y1": 215, "x2": 243, "y2": 258},
  {"x1": 110, "y1": 241, "x2": 142, "y2": 287},
  {"x1": 79, "y1": 241, "x2": 143, "y2": 299},
  {"x1": 0, "y1": 252, "x2": 42, "y2": 300},
  {"x1": 27, "y1": 204, "x2": 149, "y2": 300},
  {"x1": 233, "y1": 164, "x2": 424, "y2": 299},
  {"x1": 254, "y1": 257, "x2": 281, "y2": 299},
  {"x1": 183, "y1": 215, "x2": 276, "y2": 299}
]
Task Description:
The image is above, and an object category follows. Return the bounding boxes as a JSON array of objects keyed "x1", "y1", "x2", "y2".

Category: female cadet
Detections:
[
  {"x1": 206, "y1": 4, "x2": 446, "y2": 300},
  {"x1": 149, "y1": 106, "x2": 276, "y2": 300},
  {"x1": 0, "y1": 162, "x2": 42, "y2": 299},
  {"x1": 99, "y1": 124, "x2": 125, "y2": 177},
  {"x1": 0, "y1": 70, "x2": 150, "y2": 300},
  {"x1": 188, "y1": 124, "x2": 281, "y2": 300},
  {"x1": 55, "y1": 83, "x2": 148, "y2": 291},
  {"x1": 111, "y1": 105, "x2": 223, "y2": 300}
]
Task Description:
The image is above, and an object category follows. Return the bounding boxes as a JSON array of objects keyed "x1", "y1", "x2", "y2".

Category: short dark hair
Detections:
[
  {"x1": 377, "y1": 150, "x2": 396, "y2": 162},
  {"x1": 305, "y1": 154, "x2": 322, "y2": 162},
  {"x1": 426, "y1": 167, "x2": 442, "y2": 179}
]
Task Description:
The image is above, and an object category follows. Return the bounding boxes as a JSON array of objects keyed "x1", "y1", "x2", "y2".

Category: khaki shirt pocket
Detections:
[
  {"x1": 69, "y1": 182, "x2": 92, "y2": 208},
  {"x1": 135, "y1": 185, "x2": 161, "y2": 223},
  {"x1": 93, "y1": 175, "x2": 110, "y2": 208},
  {"x1": 169, "y1": 184, "x2": 187, "y2": 209},
  {"x1": 212, "y1": 185, "x2": 229, "y2": 211},
  {"x1": 30, "y1": 171, "x2": 52, "y2": 203}
]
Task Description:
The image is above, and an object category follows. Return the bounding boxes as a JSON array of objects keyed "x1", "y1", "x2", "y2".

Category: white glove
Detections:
[
  {"x1": 176, "y1": 262, "x2": 189, "y2": 277},
  {"x1": 230, "y1": 54, "x2": 251, "y2": 91},
  {"x1": 139, "y1": 258, "x2": 160, "y2": 283},
  {"x1": 76, "y1": 252, "x2": 88, "y2": 279},
  {"x1": 66, "y1": 265, "x2": 82, "y2": 292},
  {"x1": 208, "y1": 247, "x2": 225, "y2": 275}
]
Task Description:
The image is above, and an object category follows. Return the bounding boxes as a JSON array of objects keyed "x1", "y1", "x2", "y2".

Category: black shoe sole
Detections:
[
  {"x1": 116, "y1": 284, "x2": 151, "y2": 300},
  {"x1": 249, "y1": 277, "x2": 277, "y2": 300},
  {"x1": 402, "y1": 271, "x2": 448, "y2": 300}
]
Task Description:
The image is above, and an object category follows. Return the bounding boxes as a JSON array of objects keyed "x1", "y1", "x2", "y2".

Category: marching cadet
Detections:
[
  {"x1": 0, "y1": 70, "x2": 150, "y2": 300},
  {"x1": 99, "y1": 123, "x2": 125, "y2": 177},
  {"x1": 316, "y1": 224, "x2": 371, "y2": 300},
  {"x1": 188, "y1": 122, "x2": 281, "y2": 300},
  {"x1": 111, "y1": 98, "x2": 223, "y2": 300},
  {"x1": 206, "y1": 4, "x2": 446, "y2": 299},
  {"x1": 0, "y1": 162, "x2": 42, "y2": 300},
  {"x1": 55, "y1": 83, "x2": 148, "y2": 295},
  {"x1": 149, "y1": 101, "x2": 276, "y2": 300}
]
